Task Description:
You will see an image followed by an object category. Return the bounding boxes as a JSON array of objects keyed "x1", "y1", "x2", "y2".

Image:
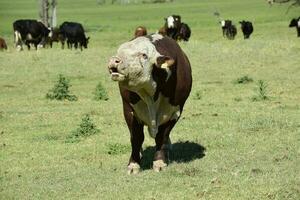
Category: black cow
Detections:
[
  {"x1": 108, "y1": 34, "x2": 192, "y2": 174},
  {"x1": 13, "y1": 19, "x2": 51, "y2": 51},
  {"x1": 239, "y1": 20, "x2": 254, "y2": 39},
  {"x1": 289, "y1": 17, "x2": 300, "y2": 37},
  {"x1": 59, "y1": 22, "x2": 89, "y2": 50},
  {"x1": 220, "y1": 20, "x2": 237, "y2": 40}
]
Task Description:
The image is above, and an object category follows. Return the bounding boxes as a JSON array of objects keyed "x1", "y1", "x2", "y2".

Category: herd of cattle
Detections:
[
  {"x1": 0, "y1": 15, "x2": 299, "y2": 51},
  {"x1": 11, "y1": 19, "x2": 89, "y2": 51}
]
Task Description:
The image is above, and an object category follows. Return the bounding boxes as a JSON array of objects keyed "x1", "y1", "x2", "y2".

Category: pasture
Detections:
[{"x1": 0, "y1": 0, "x2": 300, "y2": 199}]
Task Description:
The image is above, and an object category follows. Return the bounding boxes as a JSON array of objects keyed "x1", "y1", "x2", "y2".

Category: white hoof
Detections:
[
  {"x1": 127, "y1": 163, "x2": 140, "y2": 175},
  {"x1": 153, "y1": 160, "x2": 167, "y2": 172}
]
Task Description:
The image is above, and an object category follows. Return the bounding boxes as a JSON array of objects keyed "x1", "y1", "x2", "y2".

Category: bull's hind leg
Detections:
[{"x1": 153, "y1": 120, "x2": 176, "y2": 172}]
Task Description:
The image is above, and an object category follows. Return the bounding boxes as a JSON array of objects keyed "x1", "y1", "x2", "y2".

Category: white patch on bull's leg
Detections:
[
  {"x1": 167, "y1": 16, "x2": 175, "y2": 28},
  {"x1": 298, "y1": 20, "x2": 300, "y2": 28},
  {"x1": 153, "y1": 159, "x2": 167, "y2": 172},
  {"x1": 127, "y1": 163, "x2": 140, "y2": 175}
]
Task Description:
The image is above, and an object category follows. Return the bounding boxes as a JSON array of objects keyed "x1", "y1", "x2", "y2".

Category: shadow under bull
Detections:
[{"x1": 141, "y1": 141, "x2": 206, "y2": 170}]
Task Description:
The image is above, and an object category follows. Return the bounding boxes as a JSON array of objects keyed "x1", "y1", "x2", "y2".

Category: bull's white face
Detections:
[
  {"x1": 221, "y1": 20, "x2": 225, "y2": 27},
  {"x1": 167, "y1": 16, "x2": 175, "y2": 28},
  {"x1": 108, "y1": 36, "x2": 161, "y2": 90}
]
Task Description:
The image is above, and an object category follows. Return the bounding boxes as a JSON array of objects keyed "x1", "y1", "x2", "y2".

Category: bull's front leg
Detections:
[
  {"x1": 123, "y1": 102, "x2": 144, "y2": 175},
  {"x1": 153, "y1": 120, "x2": 176, "y2": 172}
]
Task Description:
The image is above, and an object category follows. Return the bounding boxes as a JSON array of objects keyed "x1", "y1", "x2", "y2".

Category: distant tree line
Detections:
[{"x1": 96, "y1": 0, "x2": 173, "y2": 5}]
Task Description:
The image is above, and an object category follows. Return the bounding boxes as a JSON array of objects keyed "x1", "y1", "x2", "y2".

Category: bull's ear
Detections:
[
  {"x1": 156, "y1": 56, "x2": 174, "y2": 81},
  {"x1": 156, "y1": 56, "x2": 175, "y2": 69}
]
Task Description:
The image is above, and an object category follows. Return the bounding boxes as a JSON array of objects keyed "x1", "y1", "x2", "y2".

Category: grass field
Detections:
[{"x1": 0, "y1": 0, "x2": 300, "y2": 199}]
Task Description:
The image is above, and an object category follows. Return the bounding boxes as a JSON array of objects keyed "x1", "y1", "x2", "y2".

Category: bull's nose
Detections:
[
  {"x1": 108, "y1": 56, "x2": 123, "y2": 74},
  {"x1": 108, "y1": 56, "x2": 122, "y2": 67}
]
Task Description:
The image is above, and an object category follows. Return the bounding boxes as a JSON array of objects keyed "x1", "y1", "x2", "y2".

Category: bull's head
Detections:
[
  {"x1": 108, "y1": 36, "x2": 174, "y2": 90},
  {"x1": 82, "y1": 37, "x2": 90, "y2": 48},
  {"x1": 165, "y1": 15, "x2": 181, "y2": 29}
]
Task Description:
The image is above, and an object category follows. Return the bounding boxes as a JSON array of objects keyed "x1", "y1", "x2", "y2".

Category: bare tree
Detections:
[
  {"x1": 50, "y1": 0, "x2": 57, "y2": 27},
  {"x1": 40, "y1": 0, "x2": 49, "y2": 26},
  {"x1": 39, "y1": 0, "x2": 57, "y2": 27}
]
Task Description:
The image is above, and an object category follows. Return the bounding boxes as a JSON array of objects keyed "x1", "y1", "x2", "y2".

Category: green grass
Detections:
[{"x1": 0, "y1": 0, "x2": 300, "y2": 199}]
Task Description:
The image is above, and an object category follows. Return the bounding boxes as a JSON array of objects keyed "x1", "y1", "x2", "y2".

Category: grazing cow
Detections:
[
  {"x1": 220, "y1": 20, "x2": 237, "y2": 40},
  {"x1": 289, "y1": 17, "x2": 300, "y2": 37},
  {"x1": 0, "y1": 37, "x2": 7, "y2": 50},
  {"x1": 47, "y1": 27, "x2": 64, "y2": 48},
  {"x1": 108, "y1": 34, "x2": 192, "y2": 174},
  {"x1": 59, "y1": 22, "x2": 89, "y2": 50},
  {"x1": 13, "y1": 19, "x2": 51, "y2": 51},
  {"x1": 239, "y1": 20, "x2": 254, "y2": 39},
  {"x1": 134, "y1": 26, "x2": 147, "y2": 38}
]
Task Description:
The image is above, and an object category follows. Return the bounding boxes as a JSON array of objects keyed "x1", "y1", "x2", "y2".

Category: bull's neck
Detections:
[{"x1": 135, "y1": 78, "x2": 157, "y2": 104}]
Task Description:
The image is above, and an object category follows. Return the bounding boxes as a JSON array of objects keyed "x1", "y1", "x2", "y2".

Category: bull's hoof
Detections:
[
  {"x1": 127, "y1": 163, "x2": 140, "y2": 175},
  {"x1": 153, "y1": 160, "x2": 167, "y2": 172}
]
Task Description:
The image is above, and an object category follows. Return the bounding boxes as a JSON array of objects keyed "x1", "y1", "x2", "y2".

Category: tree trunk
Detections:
[
  {"x1": 40, "y1": 0, "x2": 49, "y2": 27},
  {"x1": 50, "y1": 0, "x2": 57, "y2": 27}
]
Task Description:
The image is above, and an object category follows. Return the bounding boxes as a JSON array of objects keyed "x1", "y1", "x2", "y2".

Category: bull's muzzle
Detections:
[{"x1": 108, "y1": 56, "x2": 125, "y2": 81}]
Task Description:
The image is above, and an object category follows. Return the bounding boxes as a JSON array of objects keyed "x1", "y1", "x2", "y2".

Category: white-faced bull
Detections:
[{"x1": 108, "y1": 34, "x2": 192, "y2": 174}]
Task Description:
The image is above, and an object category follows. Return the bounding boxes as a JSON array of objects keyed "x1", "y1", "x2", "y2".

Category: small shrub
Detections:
[
  {"x1": 107, "y1": 143, "x2": 130, "y2": 155},
  {"x1": 252, "y1": 80, "x2": 269, "y2": 101},
  {"x1": 233, "y1": 75, "x2": 253, "y2": 84},
  {"x1": 94, "y1": 82, "x2": 109, "y2": 101},
  {"x1": 46, "y1": 74, "x2": 77, "y2": 101},
  {"x1": 66, "y1": 114, "x2": 99, "y2": 143},
  {"x1": 234, "y1": 97, "x2": 242, "y2": 102}
]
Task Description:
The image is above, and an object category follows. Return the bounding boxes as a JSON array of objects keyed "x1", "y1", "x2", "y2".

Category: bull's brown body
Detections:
[{"x1": 108, "y1": 34, "x2": 192, "y2": 173}]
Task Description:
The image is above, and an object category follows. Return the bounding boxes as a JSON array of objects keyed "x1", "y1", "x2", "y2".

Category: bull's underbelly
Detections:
[{"x1": 131, "y1": 94, "x2": 180, "y2": 138}]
